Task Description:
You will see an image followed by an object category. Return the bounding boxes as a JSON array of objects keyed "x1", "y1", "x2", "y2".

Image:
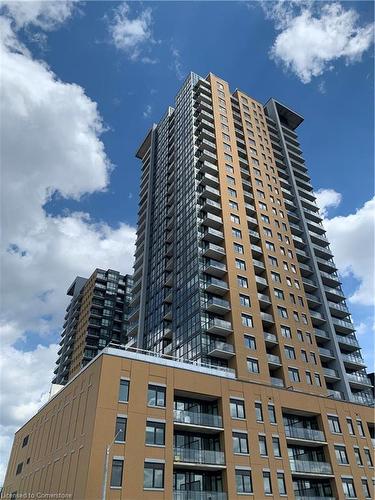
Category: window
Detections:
[
  {"x1": 301, "y1": 350, "x2": 308, "y2": 362},
  {"x1": 119, "y1": 379, "x2": 129, "y2": 402},
  {"x1": 353, "y1": 447, "x2": 363, "y2": 466},
  {"x1": 144, "y1": 462, "x2": 164, "y2": 489},
  {"x1": 255, "y1": 402, "x2": 263, "y2": 422},
  {"x1": 227, "y1": 175, "x2": 235, "y2": 185},
  {"x1": 314, "y1": 373, "x2": 321, "y2": 386},
  {"x1": 265, "y1": 228, "x2": 273, "y2": 238},
  {"x1": 147, "y1": 385, "x2": 166, "y2": 407},
  {"x1": 242, "y1": 313, "x2": 253, "y2": 327},
  {"x1": 268, "y1": 404, "x2": 276, "y2": 423},
  {"x1": 233, "y1": 432, "x2": 249, "y2": 454},
  {"x1": 297, "y1": 330, "x2": 303, "y2": 342},
  {"x1": 346, "y1": 418, "x2": 355, "y2": 435},
  {"x1": 237, "y1": 276, "x2": 248, "y2": 288},
  {"x1": 236, "y1": 469, "x2": 253, "y2": 493},
  {"x1": 244, "y1": 335, "x2": 256, "y2": 350},
  {"x1": 240, "y1": 294, "x2": 251, "y2": 307},
  {"x1": 235, "y1": 258, "x2": 246, "y2": 270},
  {"x1": 234, "y1": 243, "x2": 244, "y2": 254},
  {"x1": 277, "y1": 472, "x2": 286, "y2": 495},
  {"x1": 232, "y1": 228, "x2": 242, "y2": 239},
  {"x1": 272, "y1": 437, "x2": 281, "y2": 457},
  {"x1": 335, "y1": 446, "x2": 349, "y2": 465},
  {"x1": 288, "y1": 368, "x2": 300, "y2": 382},
  {"x1": 278, "y1": 307, "x2": 288, "y2": 319},
  {"x1": 285, "y1": 346, "x2": 296, "y2": 359},
  {"x1": 274, "y1": 288, "x2": 284, "y2": 299},
  {"x1": 259, "y1": 435, "x2": 268, "y2": 456},
  {"x1": 115, "y1": 416, "x2": 127, "y2": 442},
  {"x1": 229, "y1": 200, "x2": 238, "y2": 210},
  {"x1": 110, "y1": 459, "x2": 124, "y2": 487},
  {"x1": 146, "y1": 421, "x2": 165, "y2": 446},
  {"x1": 263, "y1": 471, "x2": 272, "y2": 494},
  {"x1": 228, "y1": 187, "x2": 237, "y2": 198},
  {"x1": 231, "y1": 213, "x2": 240, "y2": 224},
  {"x1": 247, "y1": 357, "x2": 259, "y2": 373},
  {"x1": 271, "y1": 272, "x2": 281, "y2": 283},
  {"x1": 327, "y1": 415, "x2": 342, "y2": 435},
  {"x1": 230, "y1": 399, "x2": 246, "y2": 419},
  {"x1": 281, "y1": 325, "x2": 292, "y2": 338},
  {"x1": 225, "y1": 163, "x2": 234, "y2": 173},
  {"x1": 22, "y1": 435, "x2": 29, "y2": 448},
  {"x1": 364, "y1": 448, "x2": 373, "y2": 466},
  {"x1": 16, "y1": 462, "x2": 23, "y2": 475},
  {"x1": 306, "y1": 371, "x2": 312, "y2": 385},
  {"x1": 362, "y1": 479, "x2": 371, "y2": 498},
  {"x1": 356, "y1": 419, "x2": 365, "y2": 437},
  {"x1": 342, "y1": 478, "x2": 356, "y2": 498},
  {"x1": 266, "y1": 241, "x2": 275, "y2": 251},
  {"x1": 261, "y1": 214, "x2": 270, "y2": 224},
  {"x1": 269, "y1": 256, "x2": 278, "y2": 267}
]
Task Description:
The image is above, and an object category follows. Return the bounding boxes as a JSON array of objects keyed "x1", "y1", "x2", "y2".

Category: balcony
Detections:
[
  {"x1": 270, "y1": 376, "x2": 284, "y2": 387},
  {"x1": 249, "y1": 229, "x2": 260, "y2": 241},
  {"x1": 255, "y1": 276, "x2": 268, "y2": 290},
  {"x1": 252, "y1": 258, "x2": 265, "y2": 271},
  {"x1": 251, "y1": 244, "x2": 263, "y2": 256},
  {"x1": 324, "y1": 286, "x2": 345, "y2": 302},
  {"x1": 208, "y1": 341, "x2": 235, "y2": 360},
  {"x1": 202, "y1": 213, "x2": 223, "y2": 230},
  {"x1": 310, "y1": 310, "x2": 326, "y2": 325},
  {"x1": 342, "y1": 353, "x2": 366, "y2": 368},
  {"x1": 199, "y1": 172, "x2": 219, "y2": 189},
  {"x1": 302, "y1": 277, "x2": 318, "y2": 291},
  {"x1": 173, "y1": 409, "x2": 223, "y2": 430},
  {"x1": 305, "y1": 293, "x2": 321, "y2": 308},
  {"x1": 327, "y1": 389, "x2": 343, "y2": 400},
  {"x1": 320, "y1": 270, "x2": 340, "y2": 287},
  {"x1": 174, "y1": 448, "x2": 225, "y2": 468},
  {"x1": 323, "y1": 368, "x2": 340, "y2": 382},
  {"x1": 203, "y1": 243, "x2": 225, "y2": 260},
  {"x1": 202, "y1": 227, "x2": 224, "y2": 244},
  {"x1": 264, "y1": 332, "x2": 278, "y2": 346},
  {"x1": 318, "y1": 347, "x2": 335, "y2": 360},
  {"x1": 347, "y1": 372, "x2": 372, "y2": 388},
  {"x1": 258, "y1": 293, "x2": 271, "y2": 308},
  {"x1": 199, "y1": 160, "x2": 218, "y2": 177},
  {"x1": 205, "y1": 296, "x2": 231, "y2": 314},
  {"x1": 336, "y1": 334, "x2": 359, "y2": 350},
  {"x1": 331, "y1": 317, "x2": 355, "y2": 334},
  {"x1": 285, "y1": 426, "x2": 326, "y2": 444},
  {"x1": 199, "y1": 184, "x2": 220, "y2": 201},
  {"x1": 261, "y1": 312, "x2": 274, "y2": 325},
  {"x1": 289, "y1": 459, "x2": 333, "y2": 476},
  {"x1": 201, "y1": 197, "x2": 221, "y2": 214},
  {"x1": 267, "y1": 354, "x2": 282, "y2": 368},
  {"x1": 204, "y1": 277, "x2": 229, "y2": 296},
  {"x1": 327, "y1": 300, "x2": 349, "y2": 318},
  {"x1": 174, "y1": 492, "x2": 227, "y2": 500},
  {"x1": 295, "y1": 496, "x2": 335, "y2": 500},
  {"x1": 203, "y1": 259, "x2": 227, "y2": 278},
  {"x1": 207, "y1": 318, "x2": 233, "y2": 336},
  {"x1": 350, "y1": 391, "x2": 374, "y2": 406}
]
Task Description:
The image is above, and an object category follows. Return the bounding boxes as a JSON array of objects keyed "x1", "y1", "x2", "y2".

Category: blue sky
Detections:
[{"x1": 0, "y1": 0, "x2": 374, "y2": 482}]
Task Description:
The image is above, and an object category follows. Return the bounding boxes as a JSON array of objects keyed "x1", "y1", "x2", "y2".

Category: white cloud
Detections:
[
  {"x1": 317, "y1": 193, "x2": 375, "y2": 307},
  {"x1": 170, "y1": 46, "x2": 184, "y2": 80},
  {"x1": 143, "y1": 104, "x2": 152, "y2": 118},
  {"x1": 0, "y1": 0, "x2": 76, "y2": 30},
  {"x1": 265, "y1": 2, "x2": 374, "y2": 83},
  {"x1": 0, "y1": 15, "x2": 136, "y2": 482},
  {"x1": 108, "y1": 2, "x2": 154, "y2": 61},
  {"x1": 314, "y1": 188, "x2": 342, "y2": 217}
]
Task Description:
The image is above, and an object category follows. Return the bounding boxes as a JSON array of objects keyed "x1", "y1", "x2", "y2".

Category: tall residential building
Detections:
[
  {"x1": 130, "y1": 72, "x2": 373, "y2": 407},
  {"x1": 3, "y1": 73, "x2": 374, "y2": 500},
  {"x1": 53, "y1": 268, "x2": 133, "y2": 384}
]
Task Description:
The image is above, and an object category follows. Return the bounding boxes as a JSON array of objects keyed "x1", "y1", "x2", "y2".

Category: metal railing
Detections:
[
  {"x1": 174, "y1": 410, "x2": 223, "y2": 428},
  {"x1": 289, "y1": 459, "x2": 332, "y2": 475},
  {"x1": 285, "y1": 426, "x2": 326, "y2": 442},
  {"x1": 174, "y1": 492, "x2": 227, "y2": 500},
  {"x1": 174, "y1": 448, "x2": 225, "y2": 465}
]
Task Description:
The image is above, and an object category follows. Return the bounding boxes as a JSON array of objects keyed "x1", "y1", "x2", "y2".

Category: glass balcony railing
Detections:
[
  {"x1": 209, "y1": 340, "x2": 234, "y2": 355},
  {"x1": 270, "y1": 376, "x2": 284, "y2": 387},
  {"x1": 285, "y1": 426, "x2": 326, "y2": 442},
  {"x1": 295, "y1": 496, "x2": 335, "y2": 500},
  {"x1": 327, "y1": 389, "x2": 343, "y2": 400},
  {"x1": 289, "y1": 459, "x2": 332, "y2": 475},
  {"x1": 174, "y1": 492, "x2": 227, "y2": 500},
  {"x1": 174, "y1": 448, "x2": 225, "y2": 465},
  {"x1": 347, "y1": 372, "x2": 372, "y2": 385},
  {"x1": 173, "y1": 410, "x2": 223, "y2": 428}
]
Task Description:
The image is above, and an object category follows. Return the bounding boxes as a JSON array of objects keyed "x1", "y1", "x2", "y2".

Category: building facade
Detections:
[
  {"x1": 3, "y1": 73, "x2": 374, "y2": 499},
  {"x1": 130, "y1": 72, "x2": 373, "y2": 406},
  {"x1": 2, "y1": 348, "x2": 374, "y2": 499},
  {"x1": 53, "y1": 269, "x2": 133, "y2": 385}
]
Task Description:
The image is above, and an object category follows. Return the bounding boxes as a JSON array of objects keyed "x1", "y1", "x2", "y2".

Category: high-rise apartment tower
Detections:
[
  {"x1": 53, "y1": 268, "x2": 133, "y2": 384},
  {"x1": 130, "y1": 72, "x2": 373, "y2": 406}
]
